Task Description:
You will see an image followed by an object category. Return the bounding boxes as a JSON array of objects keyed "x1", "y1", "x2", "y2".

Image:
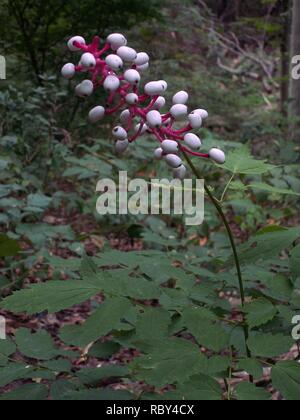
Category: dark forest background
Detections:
[{"x1": 0, "y1": 0, "x2": 300, "y2": 401}]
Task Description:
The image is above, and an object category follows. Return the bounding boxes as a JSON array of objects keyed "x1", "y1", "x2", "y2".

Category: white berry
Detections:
[
  {"x1": 134, "y1": 123, "x2": 148, "y2": 135},
  {"x1": 159, "y1": 80, "x2": 168, "y2": 91},
  {"x1": 170, "y1": 104, "x2": 188, "y2": 121},
  {"x1": 117, "y1": 46, "x2": 137, "y2": 62},
  {"x1": 154, "y1": 148, "x2": 164, "y2": 160},
  {"x1": 124, "y1": 69, "x2": 141, "y2": 85},
  {"x1": 144, "y1": 81, "x2": 166, "y2": 96},
  {"x1": 146, "y1": 110, "x2": 162, "y2": 128},
  {"x1": 68, "y1": 36, "x2": 86, "y2": 52},
  {"x1": 173, "y1": 91, "x2": 189, "y2": 105},
  {"x1": 173, "y1": 165, "x2": 187, "y2": 180},
  {"x1": 116, "y1": 139, "x2": 129, "y2": 154},
  {"x1": 80, "y1": 53, "x2": 96, "y2": 69},
  {"x1": 192, "y1": 109, "x2": 209, "y2": 119},
  {"x1": 88, "y1": 106, "x2": 105, "y2": 123},
  {"x1": 188, "y1": 113, "x2": 202, "y2": 129},
  {"x1": 75, "y1": 80, "x2": 94, "y2": 97},
  {"x1": 120, "y1": 109, "x2": 131, "y2": 126},
  {"x1": 209, "y1": 148, "x2": 226, "y2": 164},
  {"x1": 153, "y1": 96, "x2": 166, "y2": 110},
  {"x1": 184, "y1": 133, "x2": 202, "y2": 150},
  {"x1": 137, "y1": 63, "x2": 149, "y2": 72},
  {"x1": 103, "y1": 75, "x2": 120, "y2": 92},
  {"x1": 112, "y1": 126, "x2": 128, "y2": 140},
  {"x1": 125, "y1": 93, "x2": 139, "y2": 105},
  {"x1": 165, "y1": 154, "x2": 183, "y2": 168},
  {"x1": 162, "y1": 140, "x2": 179, "y2": 154},
  {"x1": 105, "y1": 54, "x2": 123, "y2": 71},
  {"x1": 61, "y1": 63, "x2": 75, "y2": 79},
  {"x1": 107, "y1": 33, "x2": 127, "y2": 50},
  {"x1": 134, "y1": 52, "x2": 149, "y2": 66}
]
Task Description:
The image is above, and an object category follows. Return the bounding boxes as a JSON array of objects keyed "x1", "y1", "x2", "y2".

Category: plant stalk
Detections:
[{"x1": 183, "y1": 152, "x2": 252, "y2": 361}]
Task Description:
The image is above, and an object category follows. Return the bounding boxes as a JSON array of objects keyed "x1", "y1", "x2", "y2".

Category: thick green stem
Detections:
[{"x1": 183, "y1": 152, "x2": 252, "y2": 362}]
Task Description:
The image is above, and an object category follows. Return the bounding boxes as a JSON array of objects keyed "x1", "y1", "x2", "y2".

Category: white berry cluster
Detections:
[{"x1": 62, "y1": 34, "x2": 226, "y2": 179}]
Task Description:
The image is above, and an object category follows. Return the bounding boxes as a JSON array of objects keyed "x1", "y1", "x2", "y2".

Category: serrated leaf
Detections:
[
  {"x1": 45, "y1": 255, "x2": 81, "y2": 272},
  {"x1": 134, "y1": 308, "x2": 171, "y2": 343},
  {"x1": 15, "y1": 328, "x2": 59, "y2": 360},
  {"x1": 89, "y1": 341, "x2": 121, "y2": 359},
  {"x1": 204, "y1": 356, "x2": 231, "y2": 375},
  {"x1": 222, "y1": 146, "x2": 276, "y2": 175},
  {"x1": 231, "y1": 182, "x2": 300, "y2": 197},
  {"x1": 50, "y1": 380, "x2": 80, "y2": 400},
  {"x1": 0, "y1": 384, "x2": 48, "y2": 400},
  {"x1": 247, "y1": 183, "x2": 300, "y2": 197},
  {"x1": 0, "y1": 280, "x2": 102, "y2": 314},
  {"x1": 76, "y1": 366, "x2": 129, "y2": 385},
  {"x1": 50, "y1": 380, "x2": 133, "y2": 400},
  {"x1": 160, "y1": 289, "x2": 190, "y2": 311},
  {"x1": 0, "y1": 363, "x2": 33, "y2": 387},
  {"x1": 130, "y1": 338, "x2": 206, "y2": 387},
  {"x1": 271, "y1": 362, "x2": 300, "y2": 400},
  {"x1": 81, "y1": 258, "x2": 160, "y2": 300},
  {"x1": 59, "y1": 297, "x2": 132, "y2": 347},
  {"x1": 229, "y1": 226, "x2": 300, "y2": 266},
  {"x1": 16, "y1": 223, "x2": 75, "y2": 246},
  {"x1": 0, "y1": 338, "x2": 16, "y2": 365},
  {"x1": 247, "y1": 333, "x2": 294, "y2": 358},
  {"x1": 41, "y1": 359, "x2": 71, "y2": 373},
  {"x1": 235, "y1": 382, "x2": 270, "y2": 401},
  {"x1": 244, "y1": 298, "x2": 277, "y2": 329},
  {"x1": 27, "y1": 193, "x2": 52, "y2": 209},
  {"x1": 182, "y1": 307, "x2": 230, "y2": 352},
  {"x1": 61, "y1": 389, "x2": 133, "y2": 400},
  {"x1": 263, "y1": 275, "x2": 293, "y2": 301},
  {"x1": 237, "y1": 359, "x2": 263, "y2": 380},
  {"x1": 290, "y1": 244, "x2": 300, "y2": 280},
  {"x1": 166, "y1": 374, "x2": 223, "y2": 400}
]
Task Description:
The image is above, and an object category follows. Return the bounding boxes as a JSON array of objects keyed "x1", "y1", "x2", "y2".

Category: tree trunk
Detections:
[
  {"x1": 281, "y1": 0, "x2": 291, "y2": 116},
  {"x1": 289, "y1": 0, "x2": 300, "y2": 138}
]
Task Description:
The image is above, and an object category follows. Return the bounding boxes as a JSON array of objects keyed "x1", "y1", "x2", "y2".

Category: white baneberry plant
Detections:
[
  {"x1": 62, "y1": 34, "x2": 226, "y2": 180},
  {"x1": 0, "y1": 35, "x2": 298, "y2": 402},
  {"x1": 61, "y1": 33, "x2": 251, "y2": 379}
]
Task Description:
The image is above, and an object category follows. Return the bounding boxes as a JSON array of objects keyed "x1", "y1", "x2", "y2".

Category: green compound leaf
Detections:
[
  {"x1": 244, "y1": 298, "x2": 277, "y2": 329},
  {"x1": 237, "y1": 358, "x2": 263, "y2": 380},
  {"x1": 271, "y1": 362, "x2": 300, "y2": 401},
  {"x1": 76, "y1": 365, "x2": 129, "y2": 385},
  {"x1": 0, "y1": 338, "x2": 16, "y2": 366},
  {"x1": 182, "y1": 307, "x2": 230, "y2": 352},
  {"x1": 222, "y1": 146, "x2": 276, "y2": 175},
  {"x1": 130, "y1": 338, "x2": 206, "y2": 388},
  {"x1": 0, "y1": 384, "x2": 48, "y2": 401},
  {"x1": 235, "y1": 382, "x2": 270, "y2": 401},
  {"x1": 0, "y1": 280, "x2": 102, "y2": 314},
  {"x1": 247, "y1": 333, "x2": 294, "y2": 358},
  {"x1": 60, "y1": 297, "x2": 132, "y2": 347},
  {"x1": 229, "y1": 226, "x2": 300, "y2": 266},
  {"x1": 15, "y1": 328, "x2": 59, "y2": 361},
  {"x1": 290, "y1": 244, "x2": 300, "y2": 280},
  {"x1": 165, "y1": 374, "x2": 223, "y2": 401}
]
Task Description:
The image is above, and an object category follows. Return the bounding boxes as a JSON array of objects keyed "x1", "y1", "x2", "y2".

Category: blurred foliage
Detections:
[{"x1": 0, "y1": 0, "x2": 162, "y2": 82}]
